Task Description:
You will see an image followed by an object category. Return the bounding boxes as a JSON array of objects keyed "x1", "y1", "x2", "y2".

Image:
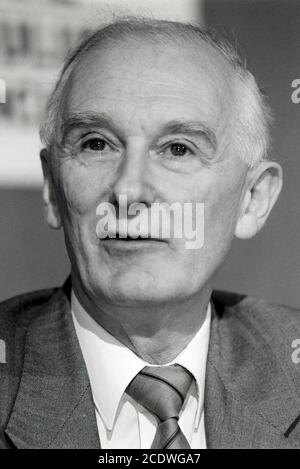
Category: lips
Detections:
[
  {"x1": 100, "y1": 233, "x2": 168, "y2": 253},
  {"x1": 102, "y1": 233, "x2": 165, "y2": 241}
]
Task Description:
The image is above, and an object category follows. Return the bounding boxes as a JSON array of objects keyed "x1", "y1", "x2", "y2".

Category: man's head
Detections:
[{"x1": 39, "y1": 18, "x2": 282, "y2": 308}]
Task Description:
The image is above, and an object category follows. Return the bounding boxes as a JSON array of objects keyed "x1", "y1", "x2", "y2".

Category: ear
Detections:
[
  {"x1": 40, "y1": 148, "x2": 61, "y2": 230},
  {"x1": 234, "y1": 161, "x2": 283, "y2": 239}
]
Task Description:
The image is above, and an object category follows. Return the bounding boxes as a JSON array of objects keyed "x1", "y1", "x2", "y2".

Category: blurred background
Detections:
[{"x1": 0, "y1": 0, "x2": 299, "y2": 307}]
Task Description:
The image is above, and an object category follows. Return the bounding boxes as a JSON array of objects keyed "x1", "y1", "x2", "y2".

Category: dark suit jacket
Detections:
[{"x1": 0, "y1": 278, "x2": 300, "y2": 449}]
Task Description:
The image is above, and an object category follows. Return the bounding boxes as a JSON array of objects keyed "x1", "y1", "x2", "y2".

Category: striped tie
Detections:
[{"x1": 125, "y1": 364, "x2": 193, "y2": 449}]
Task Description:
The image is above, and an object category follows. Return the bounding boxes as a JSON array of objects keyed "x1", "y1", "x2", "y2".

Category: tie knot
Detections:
[{"x1": 125, "y1": 364, "x2": 193, "y2": 421}]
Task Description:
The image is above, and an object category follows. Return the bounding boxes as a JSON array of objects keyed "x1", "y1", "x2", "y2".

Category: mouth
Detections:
[
  {"x1": 108, "y1": 233, "x2": 162, "y2": 240},
  {"x1": 100, "y1": 233, "x2": 168, "y2": 252}
]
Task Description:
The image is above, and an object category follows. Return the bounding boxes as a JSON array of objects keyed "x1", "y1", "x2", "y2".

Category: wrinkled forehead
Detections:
[{"x1": 62, "y1": 36, "x2": 237, "y2": 135}]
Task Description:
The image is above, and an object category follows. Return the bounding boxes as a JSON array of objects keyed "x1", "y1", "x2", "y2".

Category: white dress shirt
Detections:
[{"x1": 71, "y1": 291, "x2": 211, "y2": 449}]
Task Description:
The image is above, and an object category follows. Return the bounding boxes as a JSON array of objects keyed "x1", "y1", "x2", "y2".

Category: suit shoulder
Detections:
[
  {"x1": 210, "y1": 291, "x2": 300, "y2": 434},
  {"x1": 212, "y1": 289, "x2": 300, "y2": 332},
  {"x1": 0, "y1": 287, "x2": 60, "y2": 330},
  {"x1": 0, "y1": 287, "x2": 62, "y2": 426},
  {"x1": 211, "y1": 289, "x2": 300, "y2": 393}
]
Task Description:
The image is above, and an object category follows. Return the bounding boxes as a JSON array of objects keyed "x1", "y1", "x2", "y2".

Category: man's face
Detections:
[{"x1": 49, "y1": 38, "x2": 248, "y2": 306}]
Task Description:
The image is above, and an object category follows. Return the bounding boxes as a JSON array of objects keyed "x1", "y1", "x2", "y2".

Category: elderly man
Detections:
[{"x1": 0, "y1": 18, "x2": 299, "y2": 450}]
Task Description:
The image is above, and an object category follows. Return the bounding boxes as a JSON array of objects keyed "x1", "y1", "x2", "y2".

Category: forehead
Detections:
[{"x1": 63, "y1": 37, "x2": 236, "y2": 133}]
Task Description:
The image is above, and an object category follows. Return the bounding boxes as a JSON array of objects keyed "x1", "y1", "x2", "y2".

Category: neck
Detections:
[{"x1": 72, "y1": 275, "x2": 212, "y2": 365}]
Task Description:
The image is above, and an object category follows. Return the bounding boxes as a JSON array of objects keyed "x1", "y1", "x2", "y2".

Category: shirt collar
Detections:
[{"x1": 71, "y1": 291, "x2": 211, "y2": 431}]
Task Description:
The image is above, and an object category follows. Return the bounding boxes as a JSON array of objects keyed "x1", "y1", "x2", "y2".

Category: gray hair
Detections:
[{"x1": 39, "y1": 17, "x2": 272, "y2": 167}]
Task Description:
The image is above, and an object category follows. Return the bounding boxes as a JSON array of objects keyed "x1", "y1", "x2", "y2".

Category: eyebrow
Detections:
[
  {"x1": 60, "y1": 112, "x2": 217, "y2": 151},
  {"x1": 60, "y1": 112, "x2": 117, "y2": 143},
  {"x1": 158, "y1": 120, "x2": 218, "y2": 152}
]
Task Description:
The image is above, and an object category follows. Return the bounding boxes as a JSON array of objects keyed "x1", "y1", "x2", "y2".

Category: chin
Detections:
[{"x1": 92, "y1": 271, "x2": 182, "y2": 306}]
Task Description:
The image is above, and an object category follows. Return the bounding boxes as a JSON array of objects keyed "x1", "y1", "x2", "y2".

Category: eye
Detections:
[
  {"x1": 159, "y1": 141, "x2": 193, "y2": 160},
  {"x1": 82, "y1": 138, "x2": 108, "y2": 152},
  {"x1": 170, "y1": 143, "x2": 188, "y2": 157}
]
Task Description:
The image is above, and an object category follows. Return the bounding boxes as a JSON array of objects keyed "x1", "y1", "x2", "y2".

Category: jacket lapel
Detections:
[
  {"x1": 205, "y1": 296, "x2": 300, "y2": 449},
  {"x1": 4, "y1": 281, "x2": 100, "y2": 449}
]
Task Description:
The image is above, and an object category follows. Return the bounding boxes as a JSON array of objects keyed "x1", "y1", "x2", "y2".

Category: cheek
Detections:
[
  {"x1": 175, "y1": 179, "x2": 243, "y2": 291},
  {"x1": 182, "y1": 169, "x2": 243, "y2": 260},
  {"x1": 205, "y1": 177, "x2": 243, "y2": 248},
  {"x1": 55, "y1": 164, "x2": 106, "y2": 220},
  {"x1": 53, "y1": 165, "x2": 110, "y2": 253}
]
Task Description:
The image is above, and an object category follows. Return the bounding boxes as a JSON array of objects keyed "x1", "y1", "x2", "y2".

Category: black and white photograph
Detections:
[{"x1": 0, "y1": 0, "x2": 300, "y2": 452}]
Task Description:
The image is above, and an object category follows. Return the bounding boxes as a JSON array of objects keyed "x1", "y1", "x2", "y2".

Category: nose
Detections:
[{"x1": 111, "y1": 139, "x2": 155, "y2": 210}]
